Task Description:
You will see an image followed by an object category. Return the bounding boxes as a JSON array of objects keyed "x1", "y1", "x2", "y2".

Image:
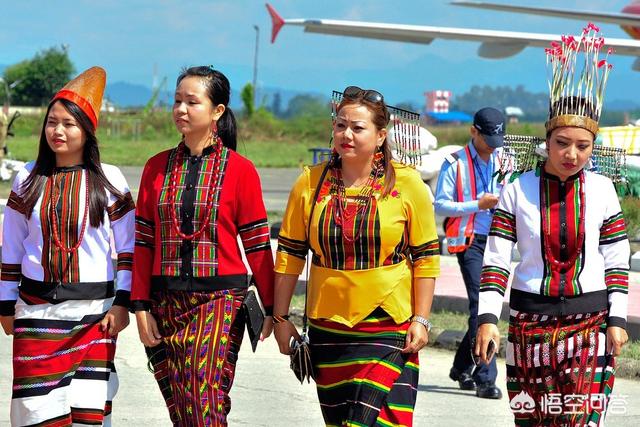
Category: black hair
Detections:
[
  {"x1": 176, "y1": 66, "x2": 237, "y2": 150},
  {"x1": 21, "y1": 98, "x2": 124, "y2": 227}
]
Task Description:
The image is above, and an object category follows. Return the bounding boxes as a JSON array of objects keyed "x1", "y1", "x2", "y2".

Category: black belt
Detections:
[
  {"x1": 510, "y1": 288, "x2": 608, "y2": 317},
  {"x1": 151, "y1": 274, "x2": 248, "y2": 293},
  {"x1": 20, "y1": 276, "x2": 115, "y2": 303}
]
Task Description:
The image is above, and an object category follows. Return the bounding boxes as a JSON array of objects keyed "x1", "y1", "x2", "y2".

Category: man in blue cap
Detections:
[{"x1": 434, "y1": 107, "x2": 505, "y2": 399}]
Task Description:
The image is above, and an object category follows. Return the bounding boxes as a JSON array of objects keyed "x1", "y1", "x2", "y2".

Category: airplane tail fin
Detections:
[{"x1": 266, "y1": 3, "x2": 285, "y2": 43}]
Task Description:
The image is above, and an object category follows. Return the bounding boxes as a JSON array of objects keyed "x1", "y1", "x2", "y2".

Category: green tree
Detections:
[
  {"x1": 285, "y1": 94, "x2": 327, "y2": 118},
  {"x1": 241, "y1": 83, "x2": 255, "y2": 118},
  {"x1": 3, "y1": 46, "x2": 74, "y2": 106}
]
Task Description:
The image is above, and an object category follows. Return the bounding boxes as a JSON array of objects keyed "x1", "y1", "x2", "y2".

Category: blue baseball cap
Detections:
[{"x1": 473, "y1": 107, "x2": 506, "y2": 148}]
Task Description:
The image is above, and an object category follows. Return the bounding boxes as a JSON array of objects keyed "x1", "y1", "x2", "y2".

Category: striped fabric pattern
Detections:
[
  {"x1": 107, "y1": 191, "x2": 135, "y2": 222},
  {"x1": 540, "y1": 175, "x2": 584, "y2": 297},
  {"x1": 276, "y1": 235, "x2": 309, "y2": 260},
  {"x1": 599, "y1": 212, "x2": 628, "y2": 245},
  {"x1": 317, "y1": 198, "x2": 381, "y2": 270},
  {"x1": 156, "y1": 146, "x2": 230, "y2": 277},
  {"x1": 117, "y1": 252, "x2": 133, "y2": 272},
  {"x1": 605, "y1": 268, "x2": 629, "y2": 294},
  {"x1": 489, "y1": 209, "x2": 517, "y2": 242},
  {"x1": 409, "y1": 239, "x2": 440, "y2": 262},
  {"x1": 238, "y1": 219, "x2": 271, "y2": 255},
  {"x1": 480, "y1": 265, "x2": 510, "y2": 296},
  {"x1": 1, "y1": 263, "x2": 21, "y2": 282},
  {"x1": 135, "y1": 215, "x2": 155, "y2": 249},
  {"x1": 309, "y1": 309, "x2": 419, "y2": 427},
  {"x1": 40, "y1": 170, "x2": 83, "y2": 283},
  {"x1": 7, "y1": 190, "x2": 27, "y2": 215},
  {"x1": 506, "y1": 310, "x2": 614, "y2": 427},
  {"x1": 148, "y1": 289, "x2": 245, "y2": 426},
  {"x1": 11, "y1": 307, "x2": 118, "y2": 426}
]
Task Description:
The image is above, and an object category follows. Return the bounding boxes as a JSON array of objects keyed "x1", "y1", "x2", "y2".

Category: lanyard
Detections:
[{"x1": 472, "y1": 155, "x2": 493, "y2": 194}]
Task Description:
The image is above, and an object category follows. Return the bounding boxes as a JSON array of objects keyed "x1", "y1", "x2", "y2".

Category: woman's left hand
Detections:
[
  {"x1": 402, "y1": 321, "x2": 429, "y2": 353},
  {"x1": 261, "y1": 316, "x2": 274, "y2": 341},
  {"x1": 606, "y1": 326, "x2": 628, "y2": 357},
  {"x1": 100, "y1": 305, "x2": 130, "y2": 336}
]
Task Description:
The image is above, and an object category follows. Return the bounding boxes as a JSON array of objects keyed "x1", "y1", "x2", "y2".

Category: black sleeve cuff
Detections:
[
  {"x1": 478, "y1": 313, "x2": 499, "y2": 325},
  {"x1": 112, "y1": 290, "x2": 131, "y2": 309},
  {"x1": 264, "y1": 306, "x2": 273, "y2": 316},
  {"x1": 131, "y1": 300, "x2": 152, "y2": 312},
  {"x1": 0, "y1": 300, "x2": 16, "y2": 316},
  {"x1": 607, "y1": 316, "x2": 627, "y2": 330}
]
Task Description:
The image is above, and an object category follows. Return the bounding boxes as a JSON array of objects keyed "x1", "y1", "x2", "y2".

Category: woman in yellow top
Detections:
[{"x1": 273, "y1": 86, "x2": 440, "y2": 427}]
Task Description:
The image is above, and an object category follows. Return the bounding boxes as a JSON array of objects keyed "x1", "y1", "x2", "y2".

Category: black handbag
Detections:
[
  {"x1": 289, "y1": 160, "x2": 332, "y2": 384},
  {"x1": 243, "y1": 281, "x2": 265, "y2": 352}
]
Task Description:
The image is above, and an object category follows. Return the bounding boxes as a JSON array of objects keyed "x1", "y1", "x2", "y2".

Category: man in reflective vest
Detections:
[{"x1": 434, "y1": 107, "x2": 505, "y2": 399}]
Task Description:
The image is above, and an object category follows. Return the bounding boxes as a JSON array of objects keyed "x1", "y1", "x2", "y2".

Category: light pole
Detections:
[{"x1": 252, "y1": 25, "x2": 259, "y2": 109}]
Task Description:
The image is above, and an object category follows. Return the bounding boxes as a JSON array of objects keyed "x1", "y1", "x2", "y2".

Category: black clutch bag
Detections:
[
  {"x1": 290, "y1": 334, "x2": 314, "y2": 383},
  {"x1": 243, "y1": 283, "x2": 265, "y2": 352}
]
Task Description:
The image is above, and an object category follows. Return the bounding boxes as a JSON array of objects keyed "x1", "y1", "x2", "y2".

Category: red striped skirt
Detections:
[
  {"x1": 506, "y1": 309, "x2": 615, "y2": 427},
  {"x1": 148, "y1": 289, "x2": 245, "y2": 427},
  {"x1": 309, "y1": 308, "x2": 419, "y2": 427},
  {"x1": 11, "y1": 298, "x2": 118, "y2": 426}
]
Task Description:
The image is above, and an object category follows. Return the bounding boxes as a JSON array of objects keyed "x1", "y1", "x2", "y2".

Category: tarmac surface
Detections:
[
  {"x1": 0, "y1": 165, "x2": 640, "y2": 425},
  {"x1": 2, "y1": 320, "x2": 640, "y2": 426}
]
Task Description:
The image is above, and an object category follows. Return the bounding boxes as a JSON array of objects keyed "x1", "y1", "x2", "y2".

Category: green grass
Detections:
[{"x1": 5, "y1": 136, "x2": 327, "y2": 168}]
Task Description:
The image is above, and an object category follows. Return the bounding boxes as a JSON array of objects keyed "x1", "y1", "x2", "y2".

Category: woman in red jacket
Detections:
[{"x1": 131, "y1": 66, "x2": 274, "y2": 426}]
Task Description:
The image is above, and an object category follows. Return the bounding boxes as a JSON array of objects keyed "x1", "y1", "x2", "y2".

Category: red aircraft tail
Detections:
[{"x1": 266, "y1": 3, "x2": 285, "y2": 43}]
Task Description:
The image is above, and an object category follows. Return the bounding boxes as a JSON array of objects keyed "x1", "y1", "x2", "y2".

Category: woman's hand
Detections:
[
  {"x1": 0, "y1": 315, "x2": 14, "y2": 336},
  {"x1": 606, "y1": 326, "x2": 628, "y2": 357},
  {"x1": 402, "y1": 321, "x2": 429, "y2": 353},
  {"x1": 475, "y1": 323, "x2": 500, "y2": 364},
  {"x1": 274, "y1": 321, "x2": 301, "y2": 355},
  {"x1": 261, "y1": 316, "x2": 274, "y2": 341},
  {"x1": 135, "y1": 310, "x2": 162, "y2": 347},
  {"x1": 100, "y1": 305, "x2": 130, "y2": 336}
]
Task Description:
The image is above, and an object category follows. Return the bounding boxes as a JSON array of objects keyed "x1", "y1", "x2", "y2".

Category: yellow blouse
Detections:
[{"x1": 275, "y1": 161, "x2": 440, "y2": 326}]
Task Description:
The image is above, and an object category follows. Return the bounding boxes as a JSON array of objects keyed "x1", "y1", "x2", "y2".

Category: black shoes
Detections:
[
  {"x1": 449, "y1": 368, "x2": 476, "y2": 391},
  {"x1": 476, "y1": 382, "x2": 503, "y2": 399},
  {"x1": 450, "y1": 368, "x2": 503, "y2": 399}
]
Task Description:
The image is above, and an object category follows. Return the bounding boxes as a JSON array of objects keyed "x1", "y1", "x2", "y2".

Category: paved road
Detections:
[{"x1": 1, "y1": 317, "x2": 640, "y2": 426}]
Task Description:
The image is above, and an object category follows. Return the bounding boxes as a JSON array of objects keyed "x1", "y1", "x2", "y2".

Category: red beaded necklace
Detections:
[
  {"x1": 167, "y1": 140, "x2": 222, "y2": 241},
  {"x1": 539, "y1": 171, "x2": 586, "y2": 272},
  {"x1": 49, "y1": 169, "x2": 90, "y2": 254},
  {"x1": 331, "y1": 154, "x2": 383, "y2": 243}
]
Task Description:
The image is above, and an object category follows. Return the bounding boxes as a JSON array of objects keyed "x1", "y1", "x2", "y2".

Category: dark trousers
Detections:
[{"x1": 452, "y1": 234, "x2": 498, "y2": 384}]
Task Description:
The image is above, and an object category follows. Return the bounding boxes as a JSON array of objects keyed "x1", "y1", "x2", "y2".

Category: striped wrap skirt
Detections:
[
  {"x1": 11, "y1": 296, "x2": 119, "y2": 426},
  {"x1": 506, "y1": 309, "x2": 615, "y2": 427},
  {"x1": 147, "y1": 289, "x2": 245, "y2": 427},
  {"x1": 309, "y1": 308, "x2": 420, "y2": 427}
]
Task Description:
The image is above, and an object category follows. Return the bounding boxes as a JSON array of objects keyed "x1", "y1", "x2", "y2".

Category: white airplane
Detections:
[{"x1": 266, "y1": 2, "x2": 640, "y2": 71}]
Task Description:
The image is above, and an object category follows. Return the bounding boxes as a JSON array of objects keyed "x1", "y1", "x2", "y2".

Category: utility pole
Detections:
[{"x1": 252, "y1": 25, "x2": 259, "y2": 108}]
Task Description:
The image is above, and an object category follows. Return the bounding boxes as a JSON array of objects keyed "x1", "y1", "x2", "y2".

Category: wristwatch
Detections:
[{"x1": 411, "y1": 315, "x2": 432, "y2": 332}]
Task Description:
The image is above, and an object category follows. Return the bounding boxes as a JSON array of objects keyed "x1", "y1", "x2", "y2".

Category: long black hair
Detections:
[
  {"x1": 176, "y1": 66, "x2": 237, "y2": 150},
  {"x1": 21, "y1": 98, "x2": 124, "y2": 228}
]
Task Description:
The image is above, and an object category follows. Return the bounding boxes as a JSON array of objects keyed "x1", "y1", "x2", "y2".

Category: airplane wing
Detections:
[
  {"x1": 266, "y1": 3, "x2": 640, "y2": 71},
  {"x1": 451, "y1": 1, "x2": 640, "y2": 28}
]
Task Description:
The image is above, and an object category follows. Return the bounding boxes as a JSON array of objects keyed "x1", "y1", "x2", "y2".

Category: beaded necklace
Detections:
[
  {"x1": 539, "y1": 170, "x2": 586, "y2": 272},
  {"x1": 331, "y1": 152, "x2": 383, "y2": 243},
  {"x1": 167, "y1": 139, "x2": 222, "y2": 241},
  {"x1": 49, "y1": 169, "x2": 90, "y2": 254}
]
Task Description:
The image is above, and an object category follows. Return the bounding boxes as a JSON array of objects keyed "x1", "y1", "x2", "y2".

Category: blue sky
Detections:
[{"x1": 1, "y1": 0, "x2": 638, "y2": 106}]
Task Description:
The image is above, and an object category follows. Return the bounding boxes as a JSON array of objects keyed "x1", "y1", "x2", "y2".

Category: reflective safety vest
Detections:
[{"x1": 443, "y1": 145, "x2": 477, "y2": 253}]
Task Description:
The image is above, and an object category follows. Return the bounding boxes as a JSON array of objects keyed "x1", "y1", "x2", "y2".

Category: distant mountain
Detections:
[{"x1": 606, "y1": 98, "x2": 640, "y2": 111}]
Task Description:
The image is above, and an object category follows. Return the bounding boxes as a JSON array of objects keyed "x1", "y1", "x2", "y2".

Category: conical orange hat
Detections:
[{"x1": 51, "y1": 66, "x2": 106, "y2": 128}]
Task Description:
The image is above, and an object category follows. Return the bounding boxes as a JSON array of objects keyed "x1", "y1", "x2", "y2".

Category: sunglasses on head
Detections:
[{"x1": 343, "y1": 86, "x2": 384, "y2": 104}]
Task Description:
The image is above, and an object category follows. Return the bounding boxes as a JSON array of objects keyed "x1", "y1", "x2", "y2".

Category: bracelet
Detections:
[
  {"x1": 273, "y1": 314, "x2": 290, "y2": 324},
  {"x1": 411, "y1": 315, "x2": 432, "y2": 332}
]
